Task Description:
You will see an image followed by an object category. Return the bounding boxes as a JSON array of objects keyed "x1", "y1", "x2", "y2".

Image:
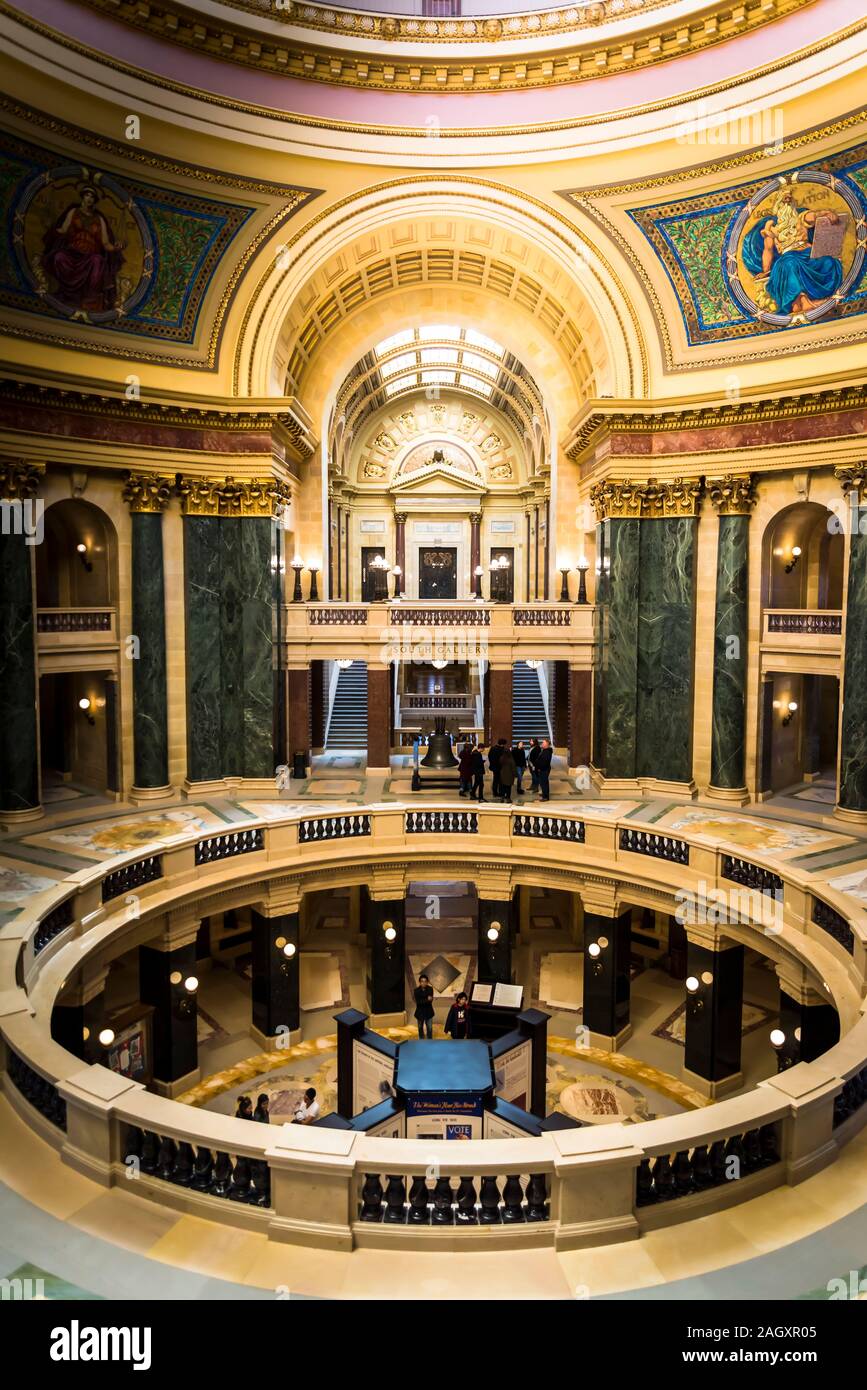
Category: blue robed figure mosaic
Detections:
[{"x1": 740, "y1": 186, "x2": 845, "y2": 317}]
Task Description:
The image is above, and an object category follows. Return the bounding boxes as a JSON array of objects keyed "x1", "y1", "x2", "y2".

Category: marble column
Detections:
[
  {"x1": 707, "y1": 477, "x2": 756, "y2": 800},
  {"x1": 603, "y1": 516, "x2": 640, "y2": 778},
  {"x1": 395, "y1": 513, "x2": 406, "y2": 594},
  {"x1": 682, "y1": 936, "x2": 744, "y2": 1098},
  {"x1": 568, "y1": 667, "x2": 592, "y2": 768},
  {"x1": 488, "y1": 665, "x2": 512, "y2": 745},
  {"x1": 470, "y1": 512, "x2": 480, "y2": 593},
  {"x1": 636, "y1": 515, "x2": 697, "y2": 782},
  {"x1": 286, "y1": 667, "x2": 311, "y2": 767},
  {"x1": 0, "y1": 529, "x2": 40, "y2": 818},
  {"x1": 478, "y1": 898, "x2": 512, "y2": 985},
  {"x1": 582, "y1": 905, "x2": 632, "y2": 1049},
  {"x1": 250, "y1": 907, "x2": 300, "y2": 1048},
  {"x1": 365, "y1": 892, "x2": 406, "y2": 1023},
  {"x1": 552, "y1": 661, "x2": 569, "y2": 748},
  {"x1": 125, "y1": 482, "x2": 171, "y2": 795},
  {"x1": 367, "y1": 666, "x2": 392, "y2": 771},
  {"x1": 837, "y1": 469, "x2": 867, "y2": 817},
  {"x1": 139, "y1": 925, "x2": 199, "y2": 1096},
  {"x1": 181, "y1": 480, "x2": 278, "y2": 785},
  {"x1": 543, "y1": 498, "x2": 551, "y2": 600},
  {"x1": 524, "y1": 512, "x2": 532, "y2": 602},
  {"x1": 310, "y1": 661, "x2": 325, "y2": 753}
]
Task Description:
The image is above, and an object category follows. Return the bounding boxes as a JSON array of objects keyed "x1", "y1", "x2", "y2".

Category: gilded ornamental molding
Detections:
[
  {"x1": 65, "y1": 0, "x2": 816, "y2": 95},
  {"x1": 175, "y1": 474, "x2": 293, "y2": 517},
  {"x1": 836, "y1": 463, "x2": 867, "y2": 496},
  {"x1": 122, "y1": 473, "x2": 175, "y2": 514},
  {"x1": 590, "y1": 476, "x2": 702, "y2": 521},
  {"x1": 706, "y1": 474, "x2": 758, "y2": 515},
  {"x1": 0, "y1": 458, "x2": 44, "y2": 500}
]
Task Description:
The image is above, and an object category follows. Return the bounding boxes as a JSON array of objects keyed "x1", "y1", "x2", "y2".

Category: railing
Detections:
[
  {"x1": 358, "y1": 1171, "x2": 548, "y2": 1225},
  {"x1": 33, "y1": 897, "x2": 74, "y2": 955},
  {"x1": 3, "y1": 801, "x2": 867, "y2": 1252},
  {"x1": 388, "y1": 607, "x2": 490, "y2": 625},
  {"x1": 619, "y1": 828, "x2": 689, "y2": 865},
  {"x1": 403, "y1": 695, "x2": 474, "y2": 709},
  {"x1": 37, "y1": 608, "x2": 113, "y2": 633},
  {"x1": 722, "y1": 855, "x2": 783, "y2": 898},
  {"x1": 308, "y1": 606, "x2": 368, "y2": 625},
  {"x1": 513, "y1": 608, "x2": 572, "y2": 626},
  {"x1": 813, "y1": 897, "x2": 855, "y2": 955},
  {"x1": 195, "y1": 829, "x2": 264, "y2": 866},
  {"x1": 765, "y1": 610, "x2": 842, "y2": 636}
]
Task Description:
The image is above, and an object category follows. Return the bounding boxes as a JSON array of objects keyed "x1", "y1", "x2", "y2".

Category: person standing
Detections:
[
  {"x1": 235, "y1": 1095, "x2": 253, "y2": 1121},
  {"x1": 458, "y1": 742, "x2": 474, "y2": 797},
  {"x1": 498, "y1": 744, "x2": 516, "y2": 804},
  {"x1": 445, "y1": 992, "x2": 471, "y2": 1040},
  {"x1": 488, "y1": 739, "x2": 503, "y2": 799},
  {"x1": 528, "y1": 737, "x2": 541, "y2": 793},
  {"x1": 413, "y1": 972, "x2": 435, "y2": 1039},
  {"x1": 253, "y1": 1093, "x2": 270, "y2": 1124},
  {"x1": 470, "y1": 743, "x2": 487, "y2": 802},
  {"x1": 536, "y1": 737, "x2": 553, "y2": 802},
  {"x1": 512, "y1": 740, "x2": 527, "y2": 797}
]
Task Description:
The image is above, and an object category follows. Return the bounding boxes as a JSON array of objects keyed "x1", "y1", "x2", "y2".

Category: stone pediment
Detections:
[{"x1": 389, "y1": 464, "x2": 487, "y2": 497}]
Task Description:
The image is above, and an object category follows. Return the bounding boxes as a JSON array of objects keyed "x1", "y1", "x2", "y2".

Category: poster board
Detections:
[
  {"x1": 105, "y1": 1014, "x2": 151, "y2": 1083},
  {"x1": 484, "y1": 1111, "x2": 533, "y2": 1140},
  {"x1": 493, "y1": 1039, "x2": 532, "y2": 1110},
  {"x1": 353, "y1": 1038, "x2": 396, "y2": 1114},
  {"x1": 405, "y1": 1094, "x2": 483, "y2": 1140}
]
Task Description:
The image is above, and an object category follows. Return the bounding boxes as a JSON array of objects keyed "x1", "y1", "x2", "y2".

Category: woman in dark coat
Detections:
[
  {"x1": 413, "y1": 973, "x2": 435, "y2": 1039},
  {"x1": 458, "y1": 742, "x2": 474, "y2": 797},
  {"x1": 498, "y1": 747, "x2": 517, "y2": 803},
  {"x1": 445, "y1": 992, "x2": 471, "y2": 1040}
]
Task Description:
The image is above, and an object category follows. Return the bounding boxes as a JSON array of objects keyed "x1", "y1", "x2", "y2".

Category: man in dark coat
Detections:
[
  {"x1": 488, "y1": 738, "x2": 505, "y2": 798},
  {"x1": 458, "y1": 742, "x2": 474, "y2": 797},
  {"x1": 527, "y1": 737, "x2": 541, "y2": 792},
  {"x1": 512, "y1": 740, "x2": 527, "y2": 797},
  {"x1": 536, "y1": 737, "x2": 553, "y2": 802},
  {"x1": 413, "y1": 972, "x2": 435, "y2": 1039},
  {"x1": 470, "y1": 744, "x2": 487, "y2": 801},
  {"x1": 498, "y1": 746, "x2": 516, "y2": 804}
]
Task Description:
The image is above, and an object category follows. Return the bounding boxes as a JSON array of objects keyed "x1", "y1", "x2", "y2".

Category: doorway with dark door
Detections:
[
  {"x1": 361, "y1": 546, "x2": 386, "y2": 602},
  {"x1": 419, "y1": 547, "x2": 457, "y2": 600}
]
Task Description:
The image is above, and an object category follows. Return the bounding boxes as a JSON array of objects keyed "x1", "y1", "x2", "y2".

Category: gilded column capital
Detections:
[
  {"x1": 175, "y1": 474, "x2": 292, "y2": 517},
  {"x1": 835, "y1": 463, "x2": 867, "y2": 497},
  {"x1": 589, "y1": 475, "x2": 703, "y2": 521},
  {"x1": 706, "y1": 473, "x2": 758, "y2": 515},
  {"x1": 122, "y1": 472, "x2": 174, "y2": 513},
  {"x1": 0, "y1": 458, "x2": 44, "y2": 500}
]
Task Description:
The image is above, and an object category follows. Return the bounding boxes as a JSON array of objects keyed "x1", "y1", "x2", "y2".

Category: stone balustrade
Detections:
[{"x1": 3, "y1": 801, "x2": 867, "y2": 1251}]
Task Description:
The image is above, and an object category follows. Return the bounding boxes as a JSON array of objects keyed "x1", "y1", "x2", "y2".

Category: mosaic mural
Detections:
[
  {"x1": 615, "y1": 143, "x2": 867, "y2": 345},
  {"x1": 0, "y1": 128, "x2": 315, "y2": 343}
]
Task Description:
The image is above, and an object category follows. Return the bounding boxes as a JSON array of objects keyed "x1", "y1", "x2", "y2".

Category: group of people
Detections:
[
  {"x1": 457, "y1": 736, "x2": 553, "y2": 803},
  {"x1": 234, "y1": 1087, "x2": 320, "y2": 1125},
  {"x1": 413, "y1": 973, "x2": 471, "y2": 1040}
]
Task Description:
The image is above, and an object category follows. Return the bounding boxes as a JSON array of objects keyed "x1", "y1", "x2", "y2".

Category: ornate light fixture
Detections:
[
  {"x1": 785, "y1": 545, "x2": 802, "y2": 574},
  {"x1": 308, "y1": 563, "x2": 320, "y2": 603},
  {"x1": 576, "y1": 557, "x2": 590, "y2": 605},
  {"x1": 559, "y1": 565, "x2": 571, "y2": 603},
  {"x1": 76, "y1": 541, "x2": 93, "y2": 573},
  {"x1": 78, "y1": 696, "x2": 95, "y2": 726},
  {"x1": 290, "y1": 555, "x2": 304, "y2": 603},
  {"x1": 782, "y1": 700, "x2": 798, "y2": 727}
]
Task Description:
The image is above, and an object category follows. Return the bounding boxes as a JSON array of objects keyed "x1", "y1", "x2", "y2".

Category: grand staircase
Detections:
[
  {"x1": 511, "y1": 661, "x2": 551, "y2": 742},
  {"x1": 325, "y1": 661, "x2": 368, "y2": 749}
]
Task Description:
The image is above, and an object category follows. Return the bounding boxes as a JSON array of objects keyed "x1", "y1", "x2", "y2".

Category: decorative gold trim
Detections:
[
  {"x1": 0, "y1": 457, "x2": 44, "y2": 500},
  {"x1": 567, "y1": 382, "x2": 867, "y2": 460},
  {"x1": 122, "y1": 473, "x2": 175, "y2": 513},
  {"x1": 175, "y1": 474, "x2": 293, "y2": 516},
  {"x1": 63, "y1": 0, "x2": 818, "y2": 95},
  {"x1": 5, "y1": 0, "x2": 864, "y2": 134},
  {"x1": 706, "y1": 474, "x2": 757, "y2": 515},
  {"x1": 835, "y1": 463, "x2": 867, "y2": 496},
  {"x1": 590, "y1": 476, "x2": 702, "y2": 520}
]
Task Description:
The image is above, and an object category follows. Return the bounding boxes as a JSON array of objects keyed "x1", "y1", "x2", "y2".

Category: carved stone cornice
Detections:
[
  {"x1": 706, "y1": 474, "x2": 758, "y2": 516},
  {"x1": 590, "y1": 476, "x2": 702, "y2": 521},
  {"x1": 835, "y1": 463, "x2": 867, "y2": 497},
  {"x1": 175, "y1": 474, "x2": 293, "y2": 517},
  {"x1": 122, "y1": 473, "x2": 175, "y2": 514},
  {"x1": 0, "y1": 458, "x2": 44, "y2": 500}
]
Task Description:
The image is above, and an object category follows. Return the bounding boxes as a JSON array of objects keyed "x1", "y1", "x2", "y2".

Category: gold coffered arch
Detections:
[{"x1": 233, "y1": 180, "x2": 647, "y2": 413}]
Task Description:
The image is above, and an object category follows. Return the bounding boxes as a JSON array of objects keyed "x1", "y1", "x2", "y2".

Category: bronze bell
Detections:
[{"x1": 420, "y1": 717, "x2": 458, "y2": 769}]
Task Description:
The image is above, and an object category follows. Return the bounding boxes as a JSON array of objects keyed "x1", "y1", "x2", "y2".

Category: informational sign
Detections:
[
  {"x1": 364, "y1": 1111, "x2": 406, "y2": 1139},
  {"x1": 484, "y1": 1111, "x2": 533, "y2": 1140},
  {"x1": 405, "y1": 1093, "x2": 483, "y2": 1140},
  {"x1": 471, "y1": 982, "x2": 493, "y2": 1004},
  {"x1": 413, "y1": 521, "x2": 461, "y2": 536},
  {"x1": 359, "y1": 519, "x2": 386, "y2": 532},
  {"x1": 353, "y1": 1039, "x2": 396, "y2": 1114},
  {"x1": 493, "y1": 1040, "x2": 531, "y2": 1110},
  {"x1": 493, "y1": 982, "x2": 524, "y2": 1009},
  {"x1": 490, "y1": 520, "x2": 515, "y2": 533},
  {"x1": 106, "y1": 1020, "x2": 147, "y2": 1081}
]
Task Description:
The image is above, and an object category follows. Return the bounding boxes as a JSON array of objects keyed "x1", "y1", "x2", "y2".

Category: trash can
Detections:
[{"x1": 292, "y1": 751, "x2": 308, "y2": 779}]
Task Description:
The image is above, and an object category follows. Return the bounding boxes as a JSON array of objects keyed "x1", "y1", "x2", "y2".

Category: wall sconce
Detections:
[
  {"x1": 576, "y1": 558, "x2": 589, "y2": 605},
  {"x1": 382, "y1": 918, "x2": 397, "y2": 960},
  {"x1": 474, "y1": 564, "x2": 484, "y2": 600},
  {"x1": 307, "y1": 563, "x2": 320, "y2": 603},
  {"x1": 391, "y1": 564, "x2": 402, "y2": 598},
  {"x1": 170, "y1": 969, "x2": 198, "y2": 1018},
  {"x1": 76, "y1": 542, "x2": 93, "y2": 573},
  {"x1": 270, "y1": 554, "x2": 285, "y2": 574},
  {"x1": 784, "y1": 545, "x2": 802, "y2": 574},
  {"x1": 587, "y1": 936, "x2": 607, "y2": 976},
  {"x1": 97, "y1": 1027, "x2": 115, "y2": 1048},
  {"x1": 486, "y1": 922, "x2": 501, "y2": 943},
  {"x1": 276, "y1": 936, "x2": 297, "y2": 975},
  {"x1": 559, "y1": 566, "x2": 571, "y2": 603},
  {"x1": 685, "y1": 971, "x2": 713, "y2": 1011},
  {"x1": 78, "y1": 696, "x2": 95, "y2": 726},
  {"x1": 782, "y1": 700, "x2": 798, "y2": 727},
  {"x1": 769, "y1": 1026, "x2": 794, "y2": 1068},
  {"x1": 290, "y1": 555, "x2": 304, "y2": 603}
]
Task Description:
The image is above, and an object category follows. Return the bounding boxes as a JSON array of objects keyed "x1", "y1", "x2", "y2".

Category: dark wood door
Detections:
[
  {"x1": 361, "y1": 546, "x2": 386, "y2": 602},
  {"x1": 490, "y1": 547, "x2": 514, "y2": 603},
  {"x1": 419, "y1": 547, "x2": 457, "y2": 600}
]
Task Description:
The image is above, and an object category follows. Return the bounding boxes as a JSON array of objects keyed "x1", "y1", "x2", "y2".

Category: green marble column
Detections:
[
  {"x1": 709, "y1": 513, "x2": 750, "y2": 790},
  {"x1": 636, "y1": 516, "x2": 697, "y2": 782},
  {"x1": 185, "y1": 509, "x2": 275, "y2": 784},
  {"x1": 839, "y1": 494, "x2": 867, "y2": 812},
  {"x1": 604, "y1": 517, "x2": 640, "y2": 778},
  {"x1": 0, "y1": 527, "x2": 39, "y2": 814},
  {"x1": 131, "y1": 511, "x2": 169, "y2": 789}
]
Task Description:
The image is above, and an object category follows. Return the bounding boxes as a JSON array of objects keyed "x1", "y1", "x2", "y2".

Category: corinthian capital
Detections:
[{"x1": 706, "y1": 474, "x2": 757, "y2": 516}]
